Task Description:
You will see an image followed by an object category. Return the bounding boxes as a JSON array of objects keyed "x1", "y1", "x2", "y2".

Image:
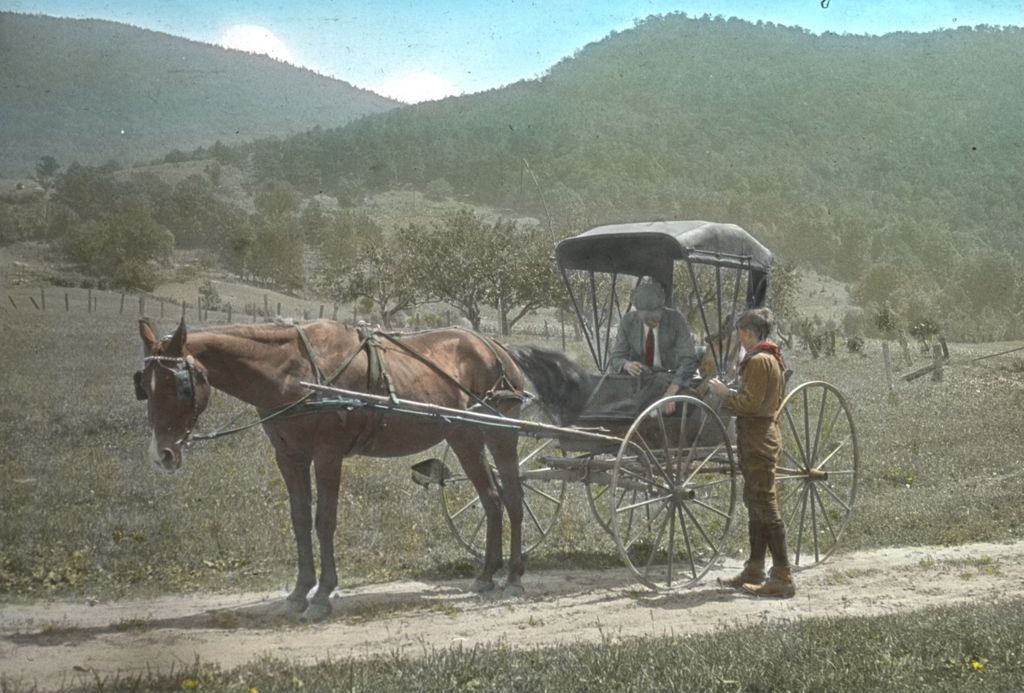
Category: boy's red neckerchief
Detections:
[{"x1": 739, "y1": 340, "x2": 786, "y2": 373}]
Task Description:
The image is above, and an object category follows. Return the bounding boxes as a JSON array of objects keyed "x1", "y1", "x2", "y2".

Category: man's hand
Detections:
[
  {"x1": 624, "y1": 361, "x2": 650, "y2": 376},
  {"x1": 661, "y1": 383, "x2": 682, "y2": 416}
]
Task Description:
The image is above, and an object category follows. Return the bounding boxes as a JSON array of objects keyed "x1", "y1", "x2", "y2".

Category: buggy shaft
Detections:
[{"x1": 300, "y1": 381, "x2": 625, "y2": 446}]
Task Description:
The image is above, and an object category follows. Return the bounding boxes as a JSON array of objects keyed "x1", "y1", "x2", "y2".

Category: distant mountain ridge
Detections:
[{"x1": 0, "y1": 12, "x2": 399, "y2": 175}]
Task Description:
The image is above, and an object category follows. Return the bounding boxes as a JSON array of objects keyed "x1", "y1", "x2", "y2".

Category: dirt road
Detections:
[{"x1": 3, "y1": 540, "x2": 1023, "y2": 689}]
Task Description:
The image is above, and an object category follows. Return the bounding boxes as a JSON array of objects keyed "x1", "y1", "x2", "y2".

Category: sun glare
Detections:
[
  {"x1": 218, "y1": 24, "x2": 296, "y2": 64},
  {"x1": 374, "y1": 71, "x2": 461, "y2": 104}
]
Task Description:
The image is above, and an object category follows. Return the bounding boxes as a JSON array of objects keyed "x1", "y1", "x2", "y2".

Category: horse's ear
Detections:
[
  {"x1": 139, "y1": 318, "x2": 160, "y2": 355},
  {"x1": 166, "y1": 319, "x2": 188, "y2": 355}
]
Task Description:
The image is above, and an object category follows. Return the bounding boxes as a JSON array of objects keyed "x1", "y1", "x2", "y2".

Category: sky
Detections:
[{"x1": 4, "y1": 1, "x2": 1023, "y2": 103}]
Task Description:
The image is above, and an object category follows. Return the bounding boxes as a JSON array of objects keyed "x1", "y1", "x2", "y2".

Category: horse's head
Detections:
[{"x1": 135, "y1": 318, "x2": 211, "y2": 472}]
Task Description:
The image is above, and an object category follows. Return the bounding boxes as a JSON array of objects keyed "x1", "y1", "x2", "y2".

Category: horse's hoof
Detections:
[
  {"x1": 300, "y1": 600, "x2": 332, "y2": 623},
  {"x1": 469, "y1": 578, "x2": 496, "y2": 593},
  {"x1": 503, "y1": 580, "x2": 525, "y2": 597},
  {"x1": 285, "y1": 594, "x2": 309, "y2": 613}
]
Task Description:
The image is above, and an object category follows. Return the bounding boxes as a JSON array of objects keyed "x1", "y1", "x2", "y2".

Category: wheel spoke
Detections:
[
  {"x1": 518, "y1": 440, "x2": 553, "y2": 466},
  {"x1": 682, "y1": 501, "x2": 719, "y2": 558},
  {"x1": 810, "y1": 387, "x2": 829, "y2": 464},
  {"x1": 641, "y1": 505, "x2": 672, "y2": 572},
  {"x1": 522, "y1": 495, "x2": 546, "y2": 534},
  {"x1": 617, "y1": 492, "x2": 673, "y2": 514},
  {"x1": 682, "y1": 443, "x2": 727, "y2": 486},
  {"x1": 450, "y1": 494, "x2": 479, "y2": 521},
  {"x1": 814, "y1": 434, "x2": 852, "y2": 470},
  {"x1": 783, "y1": 405, "x2": 809, "y2": 469},
  {"x1": 687, "y1": 496, "x2": 733, "y2": 521},
  {"x1": 809, "y1": 479, "x2": 821, "y2": 563},
  {"x1": 521, "y1": 480, "x2": 562, "y2": 505},
  {"x1": 819, "y1": 479, "x2": 853, "y2": 512},
  {"x1": 810, "y1": 483, "x2": 840, "y2": 544},
  {"x1": 675, "y1": 505, "x2": 698, "y2": 582},
  {"x1": 792, "y1": 483, "x2": 810, "y2": 565}
]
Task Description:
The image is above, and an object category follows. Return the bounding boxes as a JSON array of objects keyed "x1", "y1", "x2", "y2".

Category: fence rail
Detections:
[{"x1": 1, "y1": 286, "x2": 575, "y2": 340}]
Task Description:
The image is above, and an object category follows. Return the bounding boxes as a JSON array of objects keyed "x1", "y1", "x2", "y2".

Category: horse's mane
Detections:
[{"x1": 505, "y1": 345, "x2": 592, "y2": 426}]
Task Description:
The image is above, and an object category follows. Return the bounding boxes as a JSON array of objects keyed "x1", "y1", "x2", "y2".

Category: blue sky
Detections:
[{"x1": 5, "y1": 1, "x2": 1023, "y2": 102}]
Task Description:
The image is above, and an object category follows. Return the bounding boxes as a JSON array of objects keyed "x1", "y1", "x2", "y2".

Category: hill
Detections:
[
  {"x1": 252, "y1": 15, "x2": 1024, "y2": 274},
  {"x1": 0, "y1": 12, "x2": 399, "y2": 175}
]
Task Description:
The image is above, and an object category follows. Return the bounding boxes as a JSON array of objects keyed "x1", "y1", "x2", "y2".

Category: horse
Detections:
[{"x1": 134, "y1": 317, "x2": 590, "y2": 622}]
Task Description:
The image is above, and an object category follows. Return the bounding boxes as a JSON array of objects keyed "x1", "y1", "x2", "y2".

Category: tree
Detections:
[
  {"x1": 482, "y1": 219, "x2": 561, "y2": 335},
  {"x1": 254, "y1": 180, "x2": 299, "y2": 220},
  {"x1": 32, "y1": 156, "x2": 60, "y2": 191},
  {"x1": 410, "y1": 209, "x2": 561, "y2": 334},
  {"x1": 62, "y1": 195, "x2": 173, "y2": 290},
  {"x1": 315, "y1": 214, "x2": 418, "y2": 327},
  {"x1": 407, "y1": 209, "x2": 490, "y2": 330},
  {"x1": 248, "y1": 215, "x2": 304, "y2": 289}
]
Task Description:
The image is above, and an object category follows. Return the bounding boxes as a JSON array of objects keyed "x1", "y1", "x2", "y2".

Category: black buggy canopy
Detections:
[{"x1": 555, "y1": 220, "x2": 774, "y2": 287}]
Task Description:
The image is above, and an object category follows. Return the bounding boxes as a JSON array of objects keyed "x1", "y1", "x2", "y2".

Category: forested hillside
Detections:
[
  {"x1": 230, "y1": 13, "x2": 1023, "y2": 336},
  {"x1": 0, "y1": 13, "x2": 398, "y2": 174},
  {"x1": 4, "y1": 13, "x2": 1022, "y2": 340}
]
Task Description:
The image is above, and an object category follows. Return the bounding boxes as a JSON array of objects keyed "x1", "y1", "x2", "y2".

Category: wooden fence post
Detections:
[
  {"x1": 28, "y1": 296, "x2": 39, "y2": 310},
  {"x1": 180, "y1": 300, "x2": 186, "y2": 320},
  {"x1": 139, "y1": 295, "x2": 145, "y2": 316},
  {"x1": 898, "y1": 333, "x2": 913, "y2": 366},
  {"x1": 40, "y1": 287, "x2": 46, "y2": 310},
  {"x1": 120, "y1": 291, "x2": 126, "y2": 314},
  {"x1": 931, "y1": 344, "x2": 944, "y2": 382},
  {"x1": 319, "y1": 304, "x2": 324, "y2": 319},
  {"x1": 939, "y1": 336, "x2": 949, "y2": 360},
  {"x1": 87, "y1": 288, "x2": 92, "y2": 313},
  {"x1": 264, "y1": 294, "x2": 269, "y2": 318},
  {"x1": 882, "y1": 342, "x2": 894, "y2": 391},
  {"x1": 276, "y1": 301, "x2": 281, "y2": 317},
  {"x1": 8, "y1": 296, "x2": 16, "y2": 309},
  {"x1": 64, "y1": 292, "x2": 69, "y2": 312}
]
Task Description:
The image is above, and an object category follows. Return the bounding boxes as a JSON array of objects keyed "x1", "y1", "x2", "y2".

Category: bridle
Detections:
[{"x1": 134, "y1": 354, "x2": 206, "y2": 446}]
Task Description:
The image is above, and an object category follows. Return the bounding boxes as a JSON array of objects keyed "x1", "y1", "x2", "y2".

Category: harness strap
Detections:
[
  {"x1": 376, "y1": 329, "x2": 522, "y2": 415},
  {"x1": 359, "y1": 324, "x2": 399, "y2": 402}
]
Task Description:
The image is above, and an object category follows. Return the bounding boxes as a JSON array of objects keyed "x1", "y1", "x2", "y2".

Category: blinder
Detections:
[
  {"x1": 133, "y1": 370, "x2": 148, "y2": 400},
  {"x1": 174, "y1": 365, "x2": 194, "y2": 400},
  {"x1": 135, "y1": 357, "x2": 203, "y2": 402}
]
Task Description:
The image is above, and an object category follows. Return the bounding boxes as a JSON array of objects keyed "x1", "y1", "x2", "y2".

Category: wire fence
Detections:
[{"x1": 1, "y1": 285, "x2": 576, "y2": 342}]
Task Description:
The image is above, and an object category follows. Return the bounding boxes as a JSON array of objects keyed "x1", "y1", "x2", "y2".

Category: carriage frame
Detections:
[{"x1": 307, "y1": 220, "x2": 860, "y2": 591}]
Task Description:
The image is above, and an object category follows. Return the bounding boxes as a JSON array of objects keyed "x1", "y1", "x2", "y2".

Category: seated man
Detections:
[{"x1": 610, "y1": 282, "x2": 699, "y2": 415}]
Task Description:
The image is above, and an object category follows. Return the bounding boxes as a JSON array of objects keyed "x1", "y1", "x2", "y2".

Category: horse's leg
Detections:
[
  {"x1": 302, "y1": 449, "x2": 343, "y2": 623},
  {"x1": 275, "y1": 448, "x2": 316, "y2": 613},
  {"x1": 489, "y1": 429, "x2": 525, "y2": 595},
  {"x1": 448, "y1": 432, "x2": 503, "y2": 593}
]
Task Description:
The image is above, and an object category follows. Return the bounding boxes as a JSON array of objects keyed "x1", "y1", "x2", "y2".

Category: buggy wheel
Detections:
[
  {"x1": 439, "y1": 400, "x2": 567, "y2": 559},
  {"x1": 776, "y1": 381, "x2": 859, "y2": 567},
  {"x1": 610, "y1": 395, "x2": 738, "y2": 590}
]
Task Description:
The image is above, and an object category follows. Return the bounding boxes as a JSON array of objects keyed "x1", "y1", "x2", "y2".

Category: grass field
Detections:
[{"x1": 1, "y1": 291, "x2": 1023, "y2": 691}]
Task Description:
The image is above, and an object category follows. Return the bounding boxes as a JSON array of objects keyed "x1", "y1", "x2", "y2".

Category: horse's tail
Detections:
[{"x1": 505, "y1": 345, "x2": 592, "y2": 425}]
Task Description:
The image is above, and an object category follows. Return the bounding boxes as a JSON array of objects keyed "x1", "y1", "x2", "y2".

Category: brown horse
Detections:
[{"x1": 135, "y1": 318, "x2": 589, "y2": 622}]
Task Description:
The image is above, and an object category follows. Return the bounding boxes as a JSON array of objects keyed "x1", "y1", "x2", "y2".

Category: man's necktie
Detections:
[{"x1": 644, "y1": 327, "x2": 655, "y2": 367}]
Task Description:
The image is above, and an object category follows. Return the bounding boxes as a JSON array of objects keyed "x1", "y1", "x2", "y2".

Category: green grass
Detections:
[
  {"x1": 2, "y1": 297, "x2": 1024, "y2": 691},
  {"x1": 7, "y1": 597, "x2": 1021, "y2": 693},
  {"x1": 1, "y1": 305, "x2": 1023, "y2": 599}
]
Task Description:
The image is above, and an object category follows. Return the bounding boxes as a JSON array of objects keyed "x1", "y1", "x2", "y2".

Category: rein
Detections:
[{"x1": 144, "y1": 324, "x2": 522, "y2": 447}]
